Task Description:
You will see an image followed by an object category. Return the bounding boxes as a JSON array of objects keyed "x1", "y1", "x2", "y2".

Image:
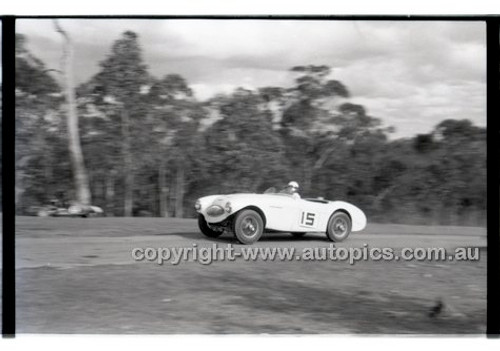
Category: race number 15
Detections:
[{"x1": 300, "y1": 212, "x2": 316, "y2": 227}]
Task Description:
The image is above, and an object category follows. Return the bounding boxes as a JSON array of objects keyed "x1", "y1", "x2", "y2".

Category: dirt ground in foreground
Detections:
[{"x1": 15, "y1": 217, "x2": 486, "y2": 334}]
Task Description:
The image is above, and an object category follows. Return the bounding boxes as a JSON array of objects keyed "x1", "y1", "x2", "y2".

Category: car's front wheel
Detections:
[
  {"x1": 233, "y1": 209, "x2": 264, "y2": 245},
  {"x1": 198, "y1": 214, "x2": 224, "y2": 238},
  {"x1": 326, "y1": 211, "x2": 352, "y2": 242}
]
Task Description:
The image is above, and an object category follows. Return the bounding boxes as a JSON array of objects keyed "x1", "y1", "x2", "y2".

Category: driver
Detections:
[{"x1": 282, "y1": 181, "x2": 301, "y2": 199}]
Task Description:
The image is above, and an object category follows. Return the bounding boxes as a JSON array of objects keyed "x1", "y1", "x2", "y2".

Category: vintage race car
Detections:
[
  {"x1": 30, "y1": 201, "x2": 104, "y2": 218},
  {"x1": 195, "y1": 188, "x2": 367, "y2": 244}
]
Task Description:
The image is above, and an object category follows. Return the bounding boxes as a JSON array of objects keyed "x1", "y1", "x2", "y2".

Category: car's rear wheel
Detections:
[
  {"x1": 198, "y1": 214, "x2": 224, "y2": 238},
  {"x1": 233, "y1": 209, "x2": 264, "y2": 245},
  {"x1": 326, "y1": 212, "x2": 352, "y2": 242}
]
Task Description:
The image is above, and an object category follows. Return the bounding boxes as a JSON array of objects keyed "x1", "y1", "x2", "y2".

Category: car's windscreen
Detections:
[{"x1": 263, "y1": 187, "x2": 277, "y2": 194}]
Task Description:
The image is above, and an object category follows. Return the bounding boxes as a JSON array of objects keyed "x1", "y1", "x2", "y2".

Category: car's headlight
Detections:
[
  {"x1": 225, "y1": 201, "x2": 232, "y2": 213},
  {"x1": 195, "y1": 200, "x2": 201, "y2": 211},
  {"x1": 206, "y1": 205, "x2": 224, "y2": 217}
]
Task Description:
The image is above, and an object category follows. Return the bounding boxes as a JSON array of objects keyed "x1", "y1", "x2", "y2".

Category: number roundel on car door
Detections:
[{"x1": 299, "y1": 211, "x2": 316, "y2": 228}]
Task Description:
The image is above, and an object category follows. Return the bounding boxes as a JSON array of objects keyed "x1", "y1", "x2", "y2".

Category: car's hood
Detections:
[
  {"x1": 205, "y1": 193, "x2": 337, "y2": 203},
  {"x1": 206, "y1": 193, "x2": 259, "y2": 205},
  {"x1": 212, "y1": 193, "x2": 295, "y2": 202}
]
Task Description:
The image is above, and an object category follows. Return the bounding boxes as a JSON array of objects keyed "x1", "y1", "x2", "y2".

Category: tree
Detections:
[
  {"x1": 15, "y1": 33, "x2": 67, "y2": 210},
  {"x1": 75, "y1": 89, "x2": 121, "y2": 215},
  {"x1": 279, "y1": 65, "x2": 389, "y2": 195},
  {"x1": 91, "y1": 31, "x2": 149, "y2": 216},
  {"x1": 430, "y1": 120, "x2": 486, "y2": 224},
  {"x1": 15, "y1": 35, "x2": 486, "y2": 227},
  {"x1": 145, "y1": 74, "x2": 196, "y2": 217},
  {"x1": 199, "y1": 88, "x2": 288, "y2": 196},
  {"x1": 54, "y1": 20, "x2": 91, "y2": 206},
  {"x1": 361, "y1": 120, "x2": 486, "y2": 226}
]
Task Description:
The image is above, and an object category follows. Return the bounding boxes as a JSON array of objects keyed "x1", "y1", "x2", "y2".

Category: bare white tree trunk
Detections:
[{"x1": 54, "y1": 20, "x2": 91, "y2": 205}]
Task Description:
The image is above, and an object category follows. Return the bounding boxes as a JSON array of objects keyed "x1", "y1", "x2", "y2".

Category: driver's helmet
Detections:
[{"x1": 287, "y1": 181, "x2": 300, "y2": 192}]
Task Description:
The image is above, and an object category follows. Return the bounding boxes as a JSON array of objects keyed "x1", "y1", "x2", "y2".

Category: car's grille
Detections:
[{"x1": 206, "y1": 205, "x2": 224, "y2": 217}]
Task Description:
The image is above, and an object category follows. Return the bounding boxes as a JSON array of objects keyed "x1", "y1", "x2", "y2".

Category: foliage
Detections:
[
  {"x1": 15, "y1": 33, "x2": 486, "y2": 226},
  {"x1": 15, "y1": 34, "x2": 70, "y2": 210}
]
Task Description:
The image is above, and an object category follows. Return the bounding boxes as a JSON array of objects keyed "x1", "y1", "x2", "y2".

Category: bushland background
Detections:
[{"x1": 14, "y1": 30, "x2": 486, "y2": 226}]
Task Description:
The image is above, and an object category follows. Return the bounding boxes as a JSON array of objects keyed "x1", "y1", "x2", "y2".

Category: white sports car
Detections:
[{"x1": 195, "y1": 187, "x2": 367, "y2": 244}]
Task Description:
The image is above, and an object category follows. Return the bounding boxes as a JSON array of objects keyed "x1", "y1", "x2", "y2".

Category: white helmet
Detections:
[{"x1": 288, "y1": 181, "x2": 299, "y2": 190}]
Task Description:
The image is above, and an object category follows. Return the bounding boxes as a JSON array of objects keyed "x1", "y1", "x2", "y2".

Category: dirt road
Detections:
[{"x1": 15, "y1": 217, "x2": 486, "y2": 334}]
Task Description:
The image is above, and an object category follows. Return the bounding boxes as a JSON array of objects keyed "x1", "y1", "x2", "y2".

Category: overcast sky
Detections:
[{"x1": 16, "y1": 19, "x2": 486, "y2": 138}]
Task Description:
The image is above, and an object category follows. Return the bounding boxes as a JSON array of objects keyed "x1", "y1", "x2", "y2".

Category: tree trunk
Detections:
[
  {"x1": 54, "y1": 20, "x2": 91, "y2": 205},
  {"x1": 121, "y1": 108, "x2": 134, "y2": 216},
  {"x1": 39, "y1": 127, "x2": 53, "y2": 200},
  {"x1": 158, "y1": 157, "x2": 169, "y2": 217},
  {"x1": 151, "y1": 182, "x2": 158, "y2": 217},
  {"x1": 44, "y1": 154, "x2": 53, "y2": 199},
  {"x1": 303, "y1": 160, "x2": 314, "y2": 195},
  {"x1": 175, "y1": 163, "x2": 185, "y2": 218},
  {"x1": 168, "y1": 175, "x2": 175, "y2": 216},
  {"x1": 15, "y1": 155, "x2": 33, "y2": 207},
  {"x1": 15, "y1": 169, "x2": 24, "y2": 207},
  {"x1": 372, "y1": 185, "x2": 396, "y2": 213},
  {"x1": 105, "y1": 171, "x2": 115, "y2": 216}
]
